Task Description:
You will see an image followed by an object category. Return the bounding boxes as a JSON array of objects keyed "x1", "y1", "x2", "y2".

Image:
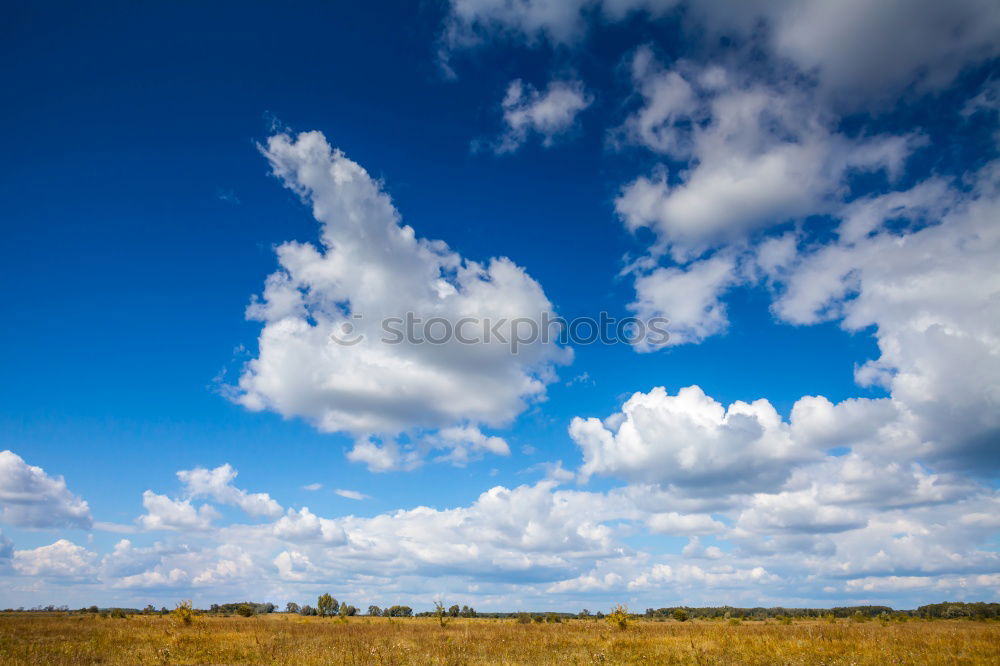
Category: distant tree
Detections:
[
  {"x1": 236, "y1": 604, "x2": 255, "y2": 617},
  {"x1": 448, "y1": 604, "x2": 460, "y2": 617},
  {"x1": 434, "y1": 601, "x2": 448, "y2": 626},
  {"x1": 578, "y1": 609, "x2": 591, "y2": 619},
  {"x1": 516, "y1": 612, "x2": 531, "y2": 624},
  {"x1": 87, "y1": 605, "x2": 99, "y2": 614},
  {"x1": 286, "y1": 602, "x2": 300, "y2": 614},
  {"x1": 317, "y1": 594, "x2": 338, "y2": 618},
  {"x1": 386, "y1": 605, "x2": 412, "y2": 617},
  {"x1": 110, "y1": 608, "x2": 127, "y2": 619},
  {"x1": 672, "y1": 608, "x2": 689, "y2": 622},
  {"x1": 143, "y1": 604, "x2": 156, "y2": 615},
  {"x1": 368, "y1": 605, "x2": 382, "y2": 617},
  {"x1": 300, "y1": 605, "x2": 317, "y2": 616}
]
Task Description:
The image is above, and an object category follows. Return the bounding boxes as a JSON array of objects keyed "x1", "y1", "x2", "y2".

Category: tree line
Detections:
[{"x1": 6, "y1": 600, "x2": 999, "y2": 620}]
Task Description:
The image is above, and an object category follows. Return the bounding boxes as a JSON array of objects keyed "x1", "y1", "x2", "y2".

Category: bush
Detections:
[
  {"x1": 173, "y1": 601, "x2": 195, "y2": 625},
  {"x1": 109, "y1": 608, "x2": 127, "y2": 619},
  {"x1": 672, "y1": 608, "x2": 689, "y2": 622},
  {"x1": 607, "y1": 604, "x2": 629, "y2": 631},
  {"x1": 236, "y1": 604, "x2": 255, "y2": 618},
  {"x1": 516, "y1": 613, "x2": 531, "y2": 624}
]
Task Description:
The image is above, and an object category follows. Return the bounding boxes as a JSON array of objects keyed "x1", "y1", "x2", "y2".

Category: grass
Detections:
[{"x1": 0, "y1": 613, "x2": 998, "y2": 665}]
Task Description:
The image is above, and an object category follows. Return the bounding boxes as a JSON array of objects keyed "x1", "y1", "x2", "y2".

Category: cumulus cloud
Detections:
[
  {"x1": 647, "y1": 511, "x2": 725, "y2": 536},
  {"x1": 443, "y1": 0, "x2": 1000, "y2": 105},
  {"x1": 234, "y1": 131, "x2": 569, "y2": 468},
  {"x1": 570, "y1": 385, "x2": 819, "y2": 493},
  {"x1": 137, "y1": 491, "x2": 220, "y2": 532},
  {"x1": 177, "y1": 464, "x2": 282, "y2": 518},
  {"x1": 628, "y1": 253, "x2": 737, "y2": 347},
  {"x1": 770, "y1": 164, "x2": 1000, "y2": 471},
  {"x1": 0, "y1": 451, "x2": 92, "y2": 529},
  {"x1": 493, "y1": 78, "x2": 592, "y2": 153},
  {"x1": 615, "y1": 48, "x2": 919, "y2": 262},
  {"x1": 13, "y1": 539, "x2": 97, "y2": 578}
]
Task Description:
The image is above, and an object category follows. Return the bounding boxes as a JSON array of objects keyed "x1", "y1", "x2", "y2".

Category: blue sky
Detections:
[{"x1": 1, "y1": 1, "x2": 999, "y2": 611}]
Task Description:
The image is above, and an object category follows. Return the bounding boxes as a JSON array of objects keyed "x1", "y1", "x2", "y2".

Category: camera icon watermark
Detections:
[{"x1": 330, "y1": 312, "x2": 669, "y2": 352}]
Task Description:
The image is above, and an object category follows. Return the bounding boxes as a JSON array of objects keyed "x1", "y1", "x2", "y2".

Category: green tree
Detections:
[
  {"x1": 673, "y1": 608, "x2": 689, "y2": 622},
  {"x1": 434, "y1": 601, "x2": 448, "y2": 626},
  {"x1": 236, "y1": 604, "x2": 255, "y2": 617},
  {"x1": 285, "y1": 602, "x2": 300, "y2": 614},
  {"x1": 368, "y1": 605, "x2": 382, "y2": 617},
  {"x1": 448, "y1": 604, "x2": 460, "y2": 617},
  {"x1": 317, "y1": 594, "x2": 338, "y2": 618}
]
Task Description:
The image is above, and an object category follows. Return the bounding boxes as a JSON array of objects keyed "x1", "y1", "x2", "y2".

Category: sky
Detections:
[{"x1": 1, "y1": 0, "x2": 999, "y2": 611}]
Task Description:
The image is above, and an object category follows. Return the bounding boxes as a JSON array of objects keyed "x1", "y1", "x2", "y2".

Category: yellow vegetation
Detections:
[{"x1": 0, "y1": 612, "x2": 997, "y2": 664}]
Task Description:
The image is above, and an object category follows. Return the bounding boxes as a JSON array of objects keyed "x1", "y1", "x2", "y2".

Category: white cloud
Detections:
[
  {"x1": 628, "y1": 253, "x2": 737, "y2": 347},
  {"x1": 272, "y1": 507, "x2": 346, "y2": 544},
  {"x1": 13, "y1": 539, "x2": 97, "y2": 578},
  {"x1": 274, "y1": 549, "x2": 313, "y2": 581},
  {"x1": 234, "y1": 131, "x2": 570, "y2": 468},
  {"x1": 177, "y1": 464, "x2": 282, "y2": 518},
  {"x1": 0, "y1": 451, "x2": 92, "y2": 529},
  {"x1": 443, "y1": 1, "x2": 1000, "y2": 105},
  {"x1": 136, "y1": 491, "x2": 219, "y2": 532},
  {"x1": 734, "y1": 489, "x2": 867, "y2": 536},
  {"x1": 493, "y1": 78, "x2": 592, "y2": 153},
  {"x1": 615, "y1": 49, "x2": 919, "y2": 262},
  {"x1": 647, "y1": 512, "x2": 725, "y2": 536},
  {"x1": 771, "y1": 164, "x2": 1000, "y2": 471},
  {"x1": 570, "y1": 385, "x2": 818, "y2": 493},
  {"x1": 733, "y1": 0, "x2": 1000, "y2": 106},
  {"x1": 302, "y1": 483, "x2": 322, "y2": 491},
  {"x1": 334, "y1": 489, "x2": 369, "y2": 501}
]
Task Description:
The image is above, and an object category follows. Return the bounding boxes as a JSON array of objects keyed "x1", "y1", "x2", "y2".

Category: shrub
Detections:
[
  {"x1": 778, "y1": 615, "x2": 792, "y2": 625},
  {"x1": 109, "y1": 608, "x2": 127, "y2": 619},
  {"x1": 607, "y1": 604, "x2": 629, "y2": 631},
  {"x1": 172, "y1": 601, "x2": 195, "y2": 625},
  {"x1": 516, "y1": 613, "x2": 531, "y2": 624},
  {"x1": 236, "y1": 604, "x2": 255, "y2": 618},
  {"x1": 672, "y1": 608, "x2": 689, "y2": 622}
]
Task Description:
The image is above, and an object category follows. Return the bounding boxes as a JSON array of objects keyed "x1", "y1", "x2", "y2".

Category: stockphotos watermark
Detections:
[{"x1": 330, "y1": 312, "x2": 669, "y2": 352}]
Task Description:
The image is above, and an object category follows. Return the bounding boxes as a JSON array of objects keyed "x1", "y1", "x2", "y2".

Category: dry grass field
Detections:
[{"x1": 0, "y1": 613, "x2": 998, "y2": 665}]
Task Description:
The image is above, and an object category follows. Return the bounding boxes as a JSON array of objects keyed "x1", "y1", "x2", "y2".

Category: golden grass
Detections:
[{"x1": 0, "y1": 613, "x2": 997, "y2": 665}]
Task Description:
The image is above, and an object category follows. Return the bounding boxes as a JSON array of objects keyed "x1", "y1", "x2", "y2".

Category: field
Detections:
[{"x1": 1, "y1": 613, "x2": 998, "y2": 665}]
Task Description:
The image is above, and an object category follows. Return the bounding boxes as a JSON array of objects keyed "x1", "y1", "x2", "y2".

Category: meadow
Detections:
[{"x1": 1, "y1": 612, "x2": 998, "y2": 665}]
